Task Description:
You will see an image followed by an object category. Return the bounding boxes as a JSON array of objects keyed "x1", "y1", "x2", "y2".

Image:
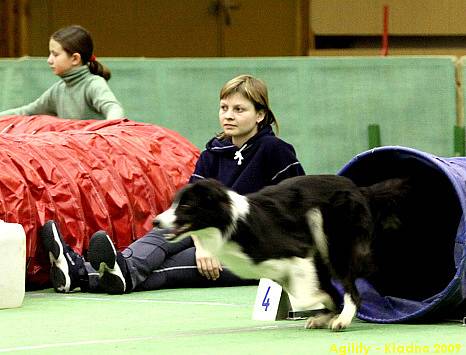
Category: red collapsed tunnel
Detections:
[{"x1": 0, "y1": 115, "x2": 200, "y2": 288}]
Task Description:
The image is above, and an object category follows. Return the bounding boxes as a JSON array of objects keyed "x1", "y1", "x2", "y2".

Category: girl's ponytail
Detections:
[
  {"x1": 88, "y1": 58, "x2": 111, "y2": 81},
  {"x1": 51, "y1": 25, "x2": 112, "y2": 81}
]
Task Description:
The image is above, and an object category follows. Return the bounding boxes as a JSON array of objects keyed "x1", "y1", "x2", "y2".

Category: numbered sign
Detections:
[{"x1": 252, "y1": 278, "x2": 290, "y2": 321}]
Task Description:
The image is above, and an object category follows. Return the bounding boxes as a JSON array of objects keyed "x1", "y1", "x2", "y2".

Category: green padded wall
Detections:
[
  {"x1": 0, "y1": 56, "x2": 458, "y2": 174},
  {"x1": 459, "y1": 56, "x2": 466, "y2": 156},
  {"x1": 0, "y1": 58, "x2": 57, "y2": 106}
]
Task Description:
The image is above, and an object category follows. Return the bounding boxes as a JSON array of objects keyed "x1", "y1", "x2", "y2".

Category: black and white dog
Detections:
[{"x1": 154, "y1": 175, "x2": 408, "y2": 331}]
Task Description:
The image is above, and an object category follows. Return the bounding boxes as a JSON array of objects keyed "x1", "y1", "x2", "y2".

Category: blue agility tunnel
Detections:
[{"x1": 338, "y1": 146, "x2": 466, "y2": 323}]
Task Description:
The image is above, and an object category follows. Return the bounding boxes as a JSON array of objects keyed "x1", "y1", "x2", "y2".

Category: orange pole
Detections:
[{"x1": 381, "y1": 5, "x2": 389, "y2": 56}]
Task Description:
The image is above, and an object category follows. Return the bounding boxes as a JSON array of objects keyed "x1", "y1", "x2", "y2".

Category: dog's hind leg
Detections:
[
  {"x1": 315, "y1": 259, "x2": 359, "y2": 331},
  {"x1": 284, "y1": 257, "x2": 340, "y2": 330},
  {"x1": 300, "y1": 251, "x2": 344, "y2": 330},
  {"x1": 306, "y1": 292, "x2": 357, "y2": 331},
  {"x1": 304, "y1": 311, "x2": 336, "y2": 329},
  {"x1": 285, "y1": 257, "x2": 335, "y2": 311},
  {"x1": 301, "y1": 288, "x2": 339, "y2": 329},
  {"x1": 299, "y1": 289, "x2": 337, "y2": 329}
]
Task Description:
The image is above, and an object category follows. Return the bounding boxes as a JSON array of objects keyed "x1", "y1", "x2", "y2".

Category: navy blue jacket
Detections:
[{"x1": 189, "y1": 125, "x2": 305, "y2": 194}]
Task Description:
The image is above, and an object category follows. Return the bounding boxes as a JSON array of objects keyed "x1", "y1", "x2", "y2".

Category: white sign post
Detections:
[{"x1": 252, "y1": 278, "x2": 291, "y2": 321}]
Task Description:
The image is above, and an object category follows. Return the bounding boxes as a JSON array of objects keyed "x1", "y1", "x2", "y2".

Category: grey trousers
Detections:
[{"x1": 120, "y1": 228, "x2": 256, "y2": 291}]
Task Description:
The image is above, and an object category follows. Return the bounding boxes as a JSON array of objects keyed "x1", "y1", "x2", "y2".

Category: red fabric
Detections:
[{"x1": 0, "y1": 115, "x2": 200, "y2": 288}]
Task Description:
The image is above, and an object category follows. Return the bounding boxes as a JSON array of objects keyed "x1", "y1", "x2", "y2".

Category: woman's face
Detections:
[
  {"x1": 219, "y1": 92, "x2": 265, "y2": 147},
  {"x1": 47, "y1": 39, "x2": 80, "y2": 76}
]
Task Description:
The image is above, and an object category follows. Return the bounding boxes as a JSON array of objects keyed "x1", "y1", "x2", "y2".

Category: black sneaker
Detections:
[
  {"x1": 40, "y1": 220, "x2": 86, "y2": 293},
  {"x1": 88, "y1": 231, "x2": 127, "y2": 294}
]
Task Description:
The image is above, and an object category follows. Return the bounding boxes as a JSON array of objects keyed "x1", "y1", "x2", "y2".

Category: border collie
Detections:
[{"x1": 154, "y1": 175, "x2": 408, "y2": 331}]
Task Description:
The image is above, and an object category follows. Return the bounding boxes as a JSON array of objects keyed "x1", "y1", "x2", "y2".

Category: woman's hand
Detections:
[{"x1": 192, "y1": 235, "x2": 223, "y2": 280}]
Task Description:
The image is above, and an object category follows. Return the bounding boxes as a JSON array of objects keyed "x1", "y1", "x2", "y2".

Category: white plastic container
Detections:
[{"x1": 0, "y1": 221, "x2": 26, "y2": 309}]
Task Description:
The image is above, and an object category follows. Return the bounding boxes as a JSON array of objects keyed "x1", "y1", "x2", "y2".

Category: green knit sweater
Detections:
[{"x1": 0, "y1": 65, "x2": 124, "y2": 120}]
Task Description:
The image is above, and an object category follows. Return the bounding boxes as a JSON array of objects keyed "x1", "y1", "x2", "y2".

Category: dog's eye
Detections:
[{"x1": 179, "y1": 204, "x2": 191, "y2": 209}]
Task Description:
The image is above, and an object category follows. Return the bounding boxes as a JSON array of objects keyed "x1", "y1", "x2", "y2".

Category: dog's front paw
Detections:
[
  {"x1": 328, "y1": 314, "x2": 352, "y2": 331},
  {"x1": 304, "y1": 312, "x2": 335, "y2": 329},
  {"x1": 327, "y1": 293, "x2": 356, "y2": 331}
]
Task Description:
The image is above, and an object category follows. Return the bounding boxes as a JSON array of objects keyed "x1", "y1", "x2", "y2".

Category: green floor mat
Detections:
[{"x1": 0, "y1": 287, "x2": 464, "y2": 354}]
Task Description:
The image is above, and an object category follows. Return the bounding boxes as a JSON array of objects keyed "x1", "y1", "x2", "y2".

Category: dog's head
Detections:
[{"x1": 153, "y1": 179, "x2": 236, "y2": 242}]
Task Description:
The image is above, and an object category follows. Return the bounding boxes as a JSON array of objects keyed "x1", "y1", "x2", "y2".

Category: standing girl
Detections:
[
  {"x1": 0, "y1": 25, "x2": 124, "y2": 120},
  {"x1": 40, "y1": 74, "x2": 305, "y2": 293}
]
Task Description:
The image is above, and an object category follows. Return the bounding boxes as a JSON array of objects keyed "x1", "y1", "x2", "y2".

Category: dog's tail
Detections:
[
  {"x1": 359, "y1": 178, "x2": 411, "y2": 206},
  {"x1": 359, "y1": 177, "x2": 411, "y2": 229},
  {"x1": 359, "y1": 178, "x2": 411, "y2": 211}
]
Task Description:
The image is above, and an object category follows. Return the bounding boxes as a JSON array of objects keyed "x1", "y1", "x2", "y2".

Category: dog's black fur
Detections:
[{"x1": 154, "y1": 175, "x2": 409, "y2": 330}]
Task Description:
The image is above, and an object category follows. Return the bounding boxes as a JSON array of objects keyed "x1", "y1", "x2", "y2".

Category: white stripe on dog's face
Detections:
[{"x1": 154, "y1": 203, "x2": 178, "y2": 228}]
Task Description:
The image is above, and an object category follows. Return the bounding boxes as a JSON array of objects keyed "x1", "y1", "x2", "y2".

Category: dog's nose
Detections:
[{"x1": 152, "y1": 217, "x2": 160, "y2": 228}]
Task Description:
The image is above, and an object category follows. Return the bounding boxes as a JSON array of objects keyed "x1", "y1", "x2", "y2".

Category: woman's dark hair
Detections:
[{"x1": 51, "y1": 25, "x2": 111, "y2": 81}]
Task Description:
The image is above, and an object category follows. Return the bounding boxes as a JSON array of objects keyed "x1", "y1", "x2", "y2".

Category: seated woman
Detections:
[{"x1": 40, "y1": 74, "x2": 306, "y2": 293}]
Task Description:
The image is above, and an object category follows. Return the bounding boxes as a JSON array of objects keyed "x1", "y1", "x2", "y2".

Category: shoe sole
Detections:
[
  {"x1": 88, "y1": 232, "x2": 126, "y2": 294},
  {"x1": 100, "y1": 272, "x2": 126, "y2": 295},
  {"x1": 88, "y1": 231, "x2": 117, "y2": 270},
  {"x1": 41, "y1": 221, "x2": 71, "y2": 293}
]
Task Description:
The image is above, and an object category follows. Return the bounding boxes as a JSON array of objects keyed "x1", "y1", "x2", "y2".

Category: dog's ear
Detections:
[{"x1": 191, "y1": 179, "x2": 230, "y2": 204}]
